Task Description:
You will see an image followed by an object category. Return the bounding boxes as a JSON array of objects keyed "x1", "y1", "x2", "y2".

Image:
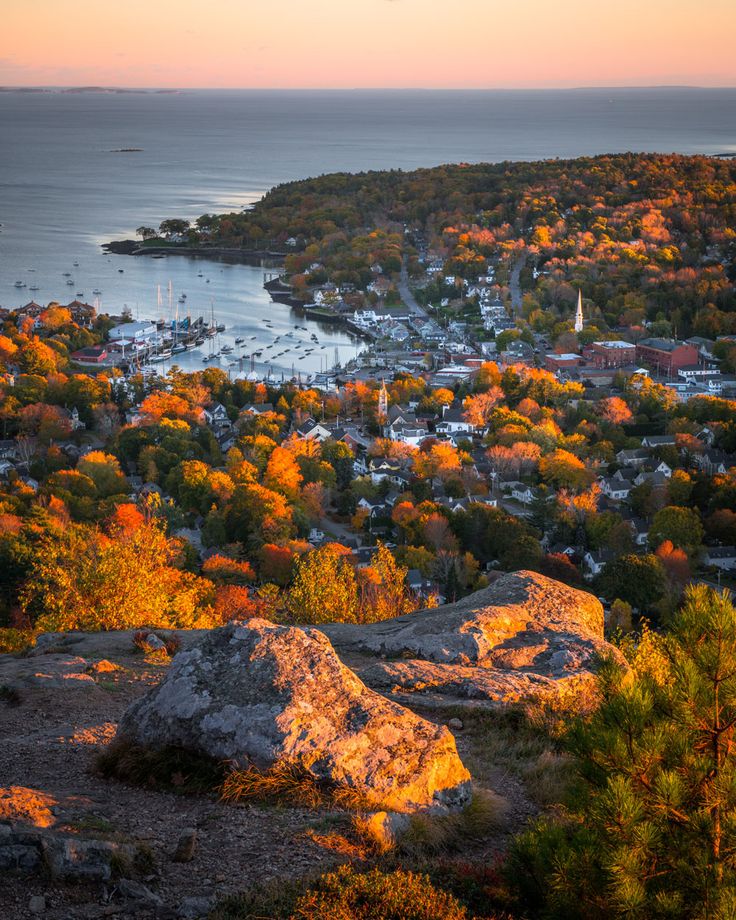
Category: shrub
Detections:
[
  {"x1": 210, "y1": 879, "x2": 306, "y2": 920},
  {"x1": 0, "y1": 627, "x2": 34, "y2": 654},
  {"x1": 291, "y1": 866, "x2": 469, "y2": 920}
]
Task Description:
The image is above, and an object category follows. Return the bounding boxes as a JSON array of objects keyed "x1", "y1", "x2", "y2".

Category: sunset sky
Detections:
[{"x1": 1, "y1": 0, "x2": 734, "y2": 89}]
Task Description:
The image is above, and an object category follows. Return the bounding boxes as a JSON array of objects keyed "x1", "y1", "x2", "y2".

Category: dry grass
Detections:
[
  {"x1": 398, "y1": 791, "x2": 507, "y2": 856},
  {"x1": 441, "y1": 703, "x2": 573, "y2": 806},
  {"x1": 352, "y1": 790, "x2": 507, "y2": 857},
  {"x1": 519, "y1": 749, "x2": 575, "y2": 809},
  {"x1": 219, "y1": 761, "x2": 375, "y2": 812},
  {"x1": 98, "y1": 741, "x2": 377, "y2": 812}
]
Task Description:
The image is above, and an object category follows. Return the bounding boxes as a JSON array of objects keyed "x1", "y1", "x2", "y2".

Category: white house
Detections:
[
  {"x1": 584, "y1": 549, "x2": 615, "y2": 577},
  {"x1": 704, "y1": 547, "x2": 736, "y2": 571},
  {"x1": 435, "y1": 402, "x2": 474, "y2": 436}
]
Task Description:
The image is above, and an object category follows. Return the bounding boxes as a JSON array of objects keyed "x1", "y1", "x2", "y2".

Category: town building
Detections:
[
  {"x1": 583, "y1": 340, "x2": 637, "y2": 368},
  {"x1": 545, "y1": 353, "x2": 583, "y2": 372},
  {"x1": 635, "y1": 338, "x2": 699, "y2": 375}
]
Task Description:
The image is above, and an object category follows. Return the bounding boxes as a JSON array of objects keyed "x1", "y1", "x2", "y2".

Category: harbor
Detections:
[{"x1": 7, "y1": 254, "x2": 360, "y2": 382}]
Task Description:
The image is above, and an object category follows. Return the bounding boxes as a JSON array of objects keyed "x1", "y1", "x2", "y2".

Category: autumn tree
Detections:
[
  {"x1": 462, "y1": 387, "x2": 503, "y2": 428},
  {"x1": 599, "y1": 396, "x2": 633, "y2": 426},
  {"x1": 539, "y1": 449, "x2": 593, "y2": 491},
  {"x1": 358, "y1": 543, "x2": 416, "y2": 622},
  {"x1": 263, "y1": 445, "x2": 303, "y2": 499},
  {"x1": 77, "y1": 451, "x2": 128, "y2": 498},
  {"x1": 286, "y1": 543, "x2": 359, "y2": 624},
  {"x1": 21, "y1": 518, "x2": 214, "y2": 631},
  {"x1": 649, "y1": 505, "x2": 704, "y2": 557},
  {"x1": 201, "y1": 554, "x2": 255, "y2": 586}
]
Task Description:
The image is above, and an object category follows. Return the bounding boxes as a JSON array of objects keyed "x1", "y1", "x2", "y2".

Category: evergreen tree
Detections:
[{"x1": 510, "y1": 586, "x2": 736, "y2": 919}]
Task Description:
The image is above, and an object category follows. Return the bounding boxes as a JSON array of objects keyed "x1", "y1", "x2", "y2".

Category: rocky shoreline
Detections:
[{"x1": 101, "y1": 239, "x2": 287, "y2": 264}]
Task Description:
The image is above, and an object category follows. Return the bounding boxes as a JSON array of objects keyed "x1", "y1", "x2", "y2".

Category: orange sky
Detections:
[{"x1": 1, "y1": 0, "x2": 734, "y2": 89}]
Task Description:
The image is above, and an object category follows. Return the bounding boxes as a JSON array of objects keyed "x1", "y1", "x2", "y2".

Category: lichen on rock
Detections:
[{"x1": 116, "y1": 618, "x2": 471, "y2": 814}]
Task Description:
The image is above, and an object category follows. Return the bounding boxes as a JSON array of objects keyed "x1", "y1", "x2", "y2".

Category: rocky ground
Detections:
[
  {"x1": 0, "y1": 636, "x2": 539, "y2": 919},
  {"x1": 0, "y1": 573, "x2": 617, "y2": 919}
]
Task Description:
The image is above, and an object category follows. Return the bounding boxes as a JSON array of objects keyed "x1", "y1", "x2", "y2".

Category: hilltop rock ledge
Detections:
[
  {"x1": 117, "y1": 618, "x2": 471, "y2": 814},
  {"x1": 322, "y1": 570, "x2": 624, "y2": 707}
]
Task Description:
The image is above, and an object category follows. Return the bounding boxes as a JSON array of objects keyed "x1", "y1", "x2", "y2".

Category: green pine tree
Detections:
[{"x1": 510, "y1": 585, "x2": 736, "y2": 919}]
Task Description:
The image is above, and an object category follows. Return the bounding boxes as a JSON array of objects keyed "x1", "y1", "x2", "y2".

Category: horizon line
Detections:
[{"x1": 2, "y1": 83, "x2": 736, "y2": 92}]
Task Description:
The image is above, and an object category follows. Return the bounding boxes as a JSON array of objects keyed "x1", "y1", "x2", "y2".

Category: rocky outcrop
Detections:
[
  {"x1": 117, "y1": 619, "x2": 471, "y2": 813},
  {"x1": 323, "y1": 571, "x2": 624, "y2": 706},
  {"x1": 0, "y1": 824, "x2": 134, "y2": 881},
  {"x1": 0, "y1": 654, "x2": 98, "y2": 691}
]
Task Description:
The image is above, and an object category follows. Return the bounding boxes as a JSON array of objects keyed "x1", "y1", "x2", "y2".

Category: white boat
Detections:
[
  {"x1": 29, "y1": 285, "x2": 39, "y2": 291},
  {"x1": 14, "y1": 281, "x2": 25, "y2": 288},
  {"x1": 66, "y1": 279, "x2": 74, "y2": 285},
  {"x1": 73, "y1": 261, "x2": 79, "y2": 267},
  {"x1": 92, "y1": 289, "x2": 102, "y2": 295}
]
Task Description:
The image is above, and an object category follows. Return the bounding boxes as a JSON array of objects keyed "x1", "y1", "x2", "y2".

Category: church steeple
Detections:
[
  {"x1": 377, "y1": 379, "x2": 389, "y2": 420},
  {"x1": 574, "y1": 289, "x2": 584, "y2": 333}
]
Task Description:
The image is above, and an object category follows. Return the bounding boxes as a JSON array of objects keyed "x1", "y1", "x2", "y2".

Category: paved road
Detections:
[
  {"x1": 509, "y1": 254, "x2": 527, "y2": 317},
  {"x1": 319, "y1": 514, "x2": 361, "y2": 546},
  {"x1": 399, "y1": 257, "x2": 428, "y2": 319},
  {"x1": 691, "y1": 576, "x2": 733, "y2": 598}
]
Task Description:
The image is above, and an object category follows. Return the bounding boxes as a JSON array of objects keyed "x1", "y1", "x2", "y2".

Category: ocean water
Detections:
[{"x1": 1, "y1": 87, "x2": 735, "y2": 375}]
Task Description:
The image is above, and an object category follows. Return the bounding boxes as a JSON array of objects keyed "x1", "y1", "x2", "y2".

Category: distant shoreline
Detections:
[{"x1": 101, "y1": 239, "x2": 286, "y2": 264}]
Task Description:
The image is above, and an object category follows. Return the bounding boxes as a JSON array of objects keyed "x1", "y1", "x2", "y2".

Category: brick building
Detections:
[
  {"x1": 635, "y1": 338, "x2": 699, "y2": 375},
  {"x1": 545, "y1": 353, "x2": 583, "y2": 372},
  {"x1": 583, "y1": 340, "x2": 636, "y2": 368}
]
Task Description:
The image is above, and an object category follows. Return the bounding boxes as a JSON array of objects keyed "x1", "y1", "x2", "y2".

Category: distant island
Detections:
[{"x1": 0, "y1": 86, "x2": 180, "y2": 95}]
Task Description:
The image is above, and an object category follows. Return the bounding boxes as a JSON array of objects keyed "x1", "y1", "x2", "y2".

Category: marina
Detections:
[{"x1": 4, "y1": 255, "x2": 359, "y2": 381}]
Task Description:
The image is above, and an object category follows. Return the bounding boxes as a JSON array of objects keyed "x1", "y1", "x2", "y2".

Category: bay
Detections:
[{"x1": 1, "y1": 87, "x2": 734, "y2": 376}]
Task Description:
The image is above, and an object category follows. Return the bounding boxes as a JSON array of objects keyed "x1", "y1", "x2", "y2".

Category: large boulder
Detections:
[
  {"x1": 322, "y1": 571, "x2": 624, "y2": 706},
  {"x1": 117, "y1": 619, "x2": 471, "y2": 813}
]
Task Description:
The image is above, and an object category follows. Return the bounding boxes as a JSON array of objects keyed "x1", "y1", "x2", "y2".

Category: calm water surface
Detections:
[{"x1": 1, "y1": 88, "x2": 735, "y2": 375}]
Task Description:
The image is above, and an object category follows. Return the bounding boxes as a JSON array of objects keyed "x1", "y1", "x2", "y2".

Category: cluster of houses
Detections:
[
  {"x1": 279, "y1": 388, "x2": 736, "y2": 584},
  {"x1": 7, "y1": 299, "x2": 97, "y2": 329}
]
